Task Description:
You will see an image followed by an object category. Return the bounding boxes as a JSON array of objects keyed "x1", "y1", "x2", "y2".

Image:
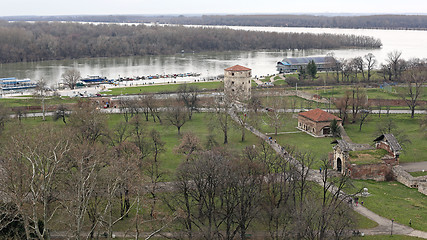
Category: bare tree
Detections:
[
  {"x1": 0, "y1": 103, "x2": 9, "y2": 133},
  {"x1": 264, "y1": 97, "x2": 287, "y2": 135},
  {"x1": 351, "y1": 86, "x2": 368, "y2": 123},
  {"x1": 147, "y1": 129, "x2": 165, "y2": 219},
  {"x1": 398, "y1": 65, "x2": 426, "y2": 118},
  {"x1": 352, "y1": 56, "x2": 365, "y2": 81},
  {"x1": 35, "y1": 78, "x2": 48, "y2": 121},
  {"x1": 178, "y1": 84, "x2": 200, "y2": 120},
  {"x1": 175, "y1": 132, "x2": 203, "y2": 161},
  {"x1": 98, "y1": 143, "x2": 140, "y2": 239},
  {"x1": 0, "y1": 123, "x2": 71, "y2": 240},
  {"x1": 364, "y1": 53, "x2": 377, "y2": 81},
  {"x1": 165, "y1": 104, "x2": 188, "y2": 135},
  {"x1": 62, "y1": 69, "x2": 81, "y2": 90},
  {"x1": 60, "y1": 142, "x2": 105, "y2": 240},
  {"x1": 141, "y1": 94, "x2": 162, "y2": 123},
  {"x1": 359, "y1": 108, "x2": 371, "y2": 131},
  {"x1": 212, "y1": 97, "x2": 231, "y2": 144},
  {"x1": 387, "y1": 50, "x2": 403, "y2": 81},
  {"x1": 52, "y1": 104, "x2": 68, "y2": 124},
  {"x1": 68, "y1": 100, "x2": 107, "y2": 144},
  {"x1": 334, "y1": 91, "x2": 351, "y2": 125}
]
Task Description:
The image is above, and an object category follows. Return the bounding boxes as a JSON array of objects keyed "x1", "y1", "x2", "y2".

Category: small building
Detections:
[
  {"x1": 224, "y1": 65, "x2": 252, "y2": 101},
  {"x1": 297, "y1": 108, "x2": 342, "y2": 137},
  {"x1": 276, "y1": 56, "x2": 335, "y2": 73},
  {"x1": 331, "y1": 139, "x2": 352, "y2": 173},
  {"x1": 330, "y1": 135, "x2": 402, "y2": 181},
  {"x1": 374, "y1": 134, "x2": 402, "y2": 164}
]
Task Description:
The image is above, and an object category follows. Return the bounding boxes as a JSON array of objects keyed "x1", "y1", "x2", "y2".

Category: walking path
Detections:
[
  {"x1": 228, "y1": 109, "x2": 427, "y2": 239},
  {"x1": 400, "y1": 162, "x2": 427, "y2": 172}
]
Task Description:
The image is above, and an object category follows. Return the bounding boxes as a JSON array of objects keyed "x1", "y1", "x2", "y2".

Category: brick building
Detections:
[
  {"x1": 297, "y1": 108, "x2": 342, "y2": 137},
  {"x1": 330, "y1": 134, "x2": 402, "y2": 181},
  {"x1": 374, "y1": 134, "x2": 402, "y2": 163}
]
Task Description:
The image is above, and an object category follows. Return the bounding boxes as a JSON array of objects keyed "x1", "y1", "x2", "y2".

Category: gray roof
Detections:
[
  {"x1": 373, "y1": 134, "x2": 402, "y2": 152},
  {"x1": 331, "y1": 139, "x2": 352, "y2": 152},
  {"x1": 279, "y1": 56, "x2": 334, "y2": 66}
]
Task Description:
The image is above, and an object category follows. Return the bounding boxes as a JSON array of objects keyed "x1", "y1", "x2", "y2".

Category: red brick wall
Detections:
[
  {"x1": 348, "y1": 163, "x2": 393, "y2": 181},
  {"x1": 376, "y1": 142, "x2": 393, "y2": 155}
]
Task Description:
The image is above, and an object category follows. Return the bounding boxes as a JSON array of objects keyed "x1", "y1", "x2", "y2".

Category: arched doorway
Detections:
[{"x1": 337, "y1": 158, "x2": 342, "y2": 172}]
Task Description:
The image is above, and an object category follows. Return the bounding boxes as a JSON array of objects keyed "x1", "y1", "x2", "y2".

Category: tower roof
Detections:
[
  {"x1": 298, "y1": 108, "x2": 342, "y2": 122},
  {"x1": 225, "y1": 65, "x2": 251, "y2": 71}
]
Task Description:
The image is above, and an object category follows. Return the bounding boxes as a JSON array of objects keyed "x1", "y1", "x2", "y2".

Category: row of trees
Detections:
[
  {"x1": 169, "y1": 144, "x2": 356, "y2": 240},
  {"x1": 0, "y1": 21, "x2": 382, "y2": 63},
  {"x1": 0, "y1": 90, "x2": 358, "y2": 239},
  {"x1": 5, "y1": 14, "x2": 427, "y2": 30}
]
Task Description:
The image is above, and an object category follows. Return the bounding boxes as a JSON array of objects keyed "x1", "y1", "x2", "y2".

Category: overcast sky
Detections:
[{"x1": 1, "y1": 0, "x2": 427, "y2": 16}]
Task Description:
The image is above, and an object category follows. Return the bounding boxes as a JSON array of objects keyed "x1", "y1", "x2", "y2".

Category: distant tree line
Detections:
[
  {"x1": 0, "y1": 21, "x2": 381, "y2": 63},
  {"x1": 4, "y1": 14, "x2": 427, "y2": 30}
]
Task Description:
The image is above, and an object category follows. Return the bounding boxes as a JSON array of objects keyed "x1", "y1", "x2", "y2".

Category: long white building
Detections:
[{"x1": 276, "y1": 56, "x2": 335, "y2": 73}]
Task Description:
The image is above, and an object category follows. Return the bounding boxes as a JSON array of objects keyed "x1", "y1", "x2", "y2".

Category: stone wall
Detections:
[
  {"x1": 419, "y1": 183, "x2": 427, "y2": 195},
  {"x1": 348, "y1": 163, "x2": 393, "y2": 181},
  {"x1": 392, "y1": 165, "x2": 427, "y2": 196}
]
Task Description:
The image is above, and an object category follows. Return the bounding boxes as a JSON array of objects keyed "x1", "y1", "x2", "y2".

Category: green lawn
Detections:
[
  {"x1": 348, "y1": 180, "x2": 427, "y2": 232},
  {"x1": 353, "y1": 235, "x2": 424, "y2": 240},
  {"x1": 349, "y1": 149, "x2": 388, "y2": 165},
  {"x1": 259, "y1": 95, "x2": 329, "y2": 110},
  {"x1": 107, "y1": 112, "x2": 261, "y2": 178},
  {"x1": 0, "y1": 96, "x2": 78, "y2": 108},
  {"x1": 409, "y1": 171, "x2": 427, "y2": 177},
  {"x1": 305, "y1": 85, "x2": 427, "y2": 101},
  {"x1": 353, "y1": 211, "x2": 379, "y2": 229},
  {"x1": 344, "y1": 114, "x2": 426, "y2": 163},
  {"x1": 101, "y1": 81, "x2": 223, "y2": 95}
]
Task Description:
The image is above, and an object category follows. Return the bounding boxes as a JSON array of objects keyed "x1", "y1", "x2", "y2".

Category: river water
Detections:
[{"x1": 1, "y1": 24, "x2": 427, "y2": 86}]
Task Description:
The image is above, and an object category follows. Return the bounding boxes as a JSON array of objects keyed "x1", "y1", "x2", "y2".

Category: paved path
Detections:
[
  {"x1": 228, "y1": 110, "x2": 427, "y2": 239},
  {"x1": 400, "y1": 162, "x2": 427, "y2": 172}
]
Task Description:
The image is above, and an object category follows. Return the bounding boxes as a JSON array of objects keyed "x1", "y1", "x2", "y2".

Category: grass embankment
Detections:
[
  {"x1": 353, "y1": 235, "x2": 424, "y2": 240},
  {"x1": 0, "y1": 96, "x2": 77, "y2": 108},
  {"x1": 409, "y1": 171, "x2": 427, "y2": 177},
  {"x1": 349, "y1": 180, "x2": 427, "y2": 232},
  {"x1": 101, "y1": 81, "x2": 222, "y2": 95},
  {"x1": 349, "y1": 149, "x2": 388, "y2": 165},
  {"x1": 304, "y1": 85, "x2": 427, "y2": 102},
  {"x1": 344, "y1": 114, "x2": 426, "y2": 163}
]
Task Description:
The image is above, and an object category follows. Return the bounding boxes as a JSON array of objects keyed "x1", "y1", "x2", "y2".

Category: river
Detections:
[{"x1": 1, "y1": 24, "x2": 427, "y2": 86}]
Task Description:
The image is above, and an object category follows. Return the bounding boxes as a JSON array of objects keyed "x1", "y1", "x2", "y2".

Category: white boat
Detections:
[{"x1": 0, "y1": 77, "x2": 37, "y2": 91}]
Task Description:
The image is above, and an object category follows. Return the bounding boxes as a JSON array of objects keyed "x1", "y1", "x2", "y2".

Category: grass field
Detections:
[
  {"x1": 0, "y1": 96, "x2": 78, "y2": 108},
  {"x1": 107, "y1": 112, "x2": 261, "y2": 178},
  {"x1": 348, "y1": 180, "x2": 427, "y2": 232},
  {"x1": 353, "y1": 235, "x2": 424, "y2": 240},
  {"x1": 101, "y1": 81, "x2": 223, "y2": 95},
  {"x1": 304, "y1": 85, "x2": 427, "y2": 102},
  {"x1": 409, "y1": 171, "x2": 427, "y2": 177},
  {"x1": 344, "y1": 114, "x2": 426, "y2": 163}
]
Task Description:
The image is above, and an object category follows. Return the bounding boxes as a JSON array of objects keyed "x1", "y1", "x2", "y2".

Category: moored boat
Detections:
[
  {"x1": 80, "y1": 75, "x2": 108, "y2": 83},
  {"x1": 0, "y1": 77, "x2": 37, "y2": 91}
]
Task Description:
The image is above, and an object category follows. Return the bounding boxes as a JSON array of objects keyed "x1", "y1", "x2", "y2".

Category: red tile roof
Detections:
[
  {"x1": 225, "y1": 65, "x2": 251, "y2": 71},
  {"x1": 298, "y1": 108, "x2": 342, "y2": 122}
]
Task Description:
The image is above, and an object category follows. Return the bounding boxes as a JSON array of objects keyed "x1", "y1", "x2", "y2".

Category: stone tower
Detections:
[{"x1": 224, "y1": 65, "x2": 252, "y2": 101}]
